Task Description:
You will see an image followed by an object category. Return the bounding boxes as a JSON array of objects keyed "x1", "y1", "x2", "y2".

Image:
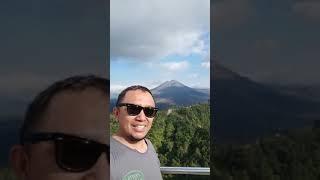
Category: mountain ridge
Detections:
[
  {"x1": 213, "y1": 63, "x2": 320, "y2": 143},
  {"x1": 110, "y1": 80, "x2": 209, "y2": 110}
]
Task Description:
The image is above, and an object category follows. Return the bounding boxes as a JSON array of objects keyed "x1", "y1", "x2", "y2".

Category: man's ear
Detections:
[
  {"x1": 10, "y1": 145, "x2": 29, "y2": 179},
  {"x1": 113, "y1": 107, "x2": 119, "y2": 118}
]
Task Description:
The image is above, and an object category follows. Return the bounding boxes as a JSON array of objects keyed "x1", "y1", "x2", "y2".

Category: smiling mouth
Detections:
[{"x1": 132, "y1": 125, "x2": 147, "y2": 131}]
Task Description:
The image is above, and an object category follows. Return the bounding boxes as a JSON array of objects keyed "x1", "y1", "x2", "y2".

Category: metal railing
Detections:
[{"x1": 160, "y1": 167, "x2": 210, "y2": 175}]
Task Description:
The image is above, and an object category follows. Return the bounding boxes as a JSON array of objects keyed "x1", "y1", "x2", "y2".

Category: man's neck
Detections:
[{"x1": 112, "y1": 134, "x2": 148, "y2": 153}]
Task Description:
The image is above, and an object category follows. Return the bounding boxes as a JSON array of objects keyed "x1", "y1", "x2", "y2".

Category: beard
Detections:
[{"x1": 127, "y1": 135, "x2": 146, "y2": 142}]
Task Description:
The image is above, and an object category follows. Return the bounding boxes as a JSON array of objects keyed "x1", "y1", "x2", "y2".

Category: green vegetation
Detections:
[
  {"x1": 212, "y1": 128, "x2": 320, "y2": 180},
  {"x1": 111, "y1": 103, "x2": 210, "y2": 180},
  {"x1": 0, "y1": 168, "x2": 16, "y2": 180}
]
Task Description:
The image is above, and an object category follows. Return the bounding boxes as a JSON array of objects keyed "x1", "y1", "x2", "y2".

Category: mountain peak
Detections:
[
  {"x1": 165, "y1": 80, "x2": 185, "y2": 86},
  {"x1": 156, "y1": 80, "x2": 186, "y2": 89},
  {"x1": 152, "y1": 80, "x2": 187, "y2": 95},
  {"x1": 214, "y1": 63, "x2": 243, "y2": 80},
  {"x1": 150, "y1": 79, "x2": 209, "y2": 109}
]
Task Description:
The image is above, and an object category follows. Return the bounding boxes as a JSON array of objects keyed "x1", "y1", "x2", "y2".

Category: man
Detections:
[
  {"x1": 111, "y1": 85, "x2": 163, "y2": 180},
  {"x1": 10, "y1": 75, "x2": 110, "y2": 180}
]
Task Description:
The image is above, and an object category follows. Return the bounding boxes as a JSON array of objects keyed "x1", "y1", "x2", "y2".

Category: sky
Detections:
[
  {"x1": 110, "y1": 0, "x2": 210, "y2": 95},
  {"x1": 0, "y1": 0, "x2": 107, "y2": 117},
  {"x1": 213, "y1": 0, "x2": 320, "y2": 85}
]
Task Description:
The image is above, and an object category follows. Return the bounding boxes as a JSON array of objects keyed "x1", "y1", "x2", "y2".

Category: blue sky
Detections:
[
  {"x1": 110, "y1": 36, "x2": 210, "y2": 92},
  {"x1": 110, "y1": 0, "x2": 210, "y2": 95}
]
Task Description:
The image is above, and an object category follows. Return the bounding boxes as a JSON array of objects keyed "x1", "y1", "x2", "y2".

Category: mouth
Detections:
[{"x1": 132, "y1": 124, "x2": 147, "y2": 132}]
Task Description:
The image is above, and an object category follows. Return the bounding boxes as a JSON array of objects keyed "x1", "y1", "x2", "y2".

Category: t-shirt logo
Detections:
[{"x1": 122, "y1": 170, "x2": 144, "y2": 180}]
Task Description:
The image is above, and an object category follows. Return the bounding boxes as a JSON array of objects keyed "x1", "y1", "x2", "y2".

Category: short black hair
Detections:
[
  {"x1": 20, "y1": 75, "x2": 109, "y2": 144},
  {"x1": 116, "y1": 85, "x2": 154, "y2": 106}
]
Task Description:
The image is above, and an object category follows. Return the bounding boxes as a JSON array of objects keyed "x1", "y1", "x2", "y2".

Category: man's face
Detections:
[
  {"x1": 23, "y1": 88, "x2": 109, "y2": 180},
  {"x1": 115, "y1": 89, "x2": 155, "y2": 141}
]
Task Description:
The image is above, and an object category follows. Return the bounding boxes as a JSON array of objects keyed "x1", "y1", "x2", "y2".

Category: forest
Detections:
[{"x1": 212, "y1": 127, "x2": 320, "y2": 180}]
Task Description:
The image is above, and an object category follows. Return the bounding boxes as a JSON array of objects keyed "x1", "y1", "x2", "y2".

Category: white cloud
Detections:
[
  {"x1": 201, "y1": 50, "x2": 210, "y2": 69},
  {"x1": 110, "y1": 0, "x2": 209, "y2": 61},
  {"x1": 145, "y1": 80, "x2": 165, "y2": 89},
  {"x1": 164, "y1": 31, "x2": 207, "y2": 57},
  {"x1": 110, "y1": 80, "x2": 164, "y2": 95},
  {"x1": 189, "y1": 80, "x2": 210, "y2": 89},
  {"x1": 110, "y1": 84, "x2": 127, "y2": 95},
  {"x1": 201, "y1": 61, "x2": 210, "y2": 69},
  {"x1": 162, "y1": 61, "x2": 189, "y2": 71}
]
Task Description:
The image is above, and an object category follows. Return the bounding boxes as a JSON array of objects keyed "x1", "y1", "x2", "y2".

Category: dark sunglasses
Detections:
[
  {"x1": 117, "y1": 103, "x2": 158, "y2": 118},
  {"x1": 22, "y1": 132, "x2": 109, "y2": 172}
]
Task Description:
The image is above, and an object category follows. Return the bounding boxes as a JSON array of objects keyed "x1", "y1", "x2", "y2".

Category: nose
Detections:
[{"x1": 135, "y1": 109, "x2": 147, "y2": 121}]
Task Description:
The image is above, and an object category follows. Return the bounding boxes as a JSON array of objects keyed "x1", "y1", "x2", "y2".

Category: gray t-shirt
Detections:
[{"x1": 110, "y1": 137, "x2": 163, "y2": 180}]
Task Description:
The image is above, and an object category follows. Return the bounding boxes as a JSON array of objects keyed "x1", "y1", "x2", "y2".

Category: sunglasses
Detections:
[
  {"x1": 22, "y1": 132, "x2": 109, "y2": 172},
  {"x1": 117, "y1": 103, "x2": 158, "y2": 118}
]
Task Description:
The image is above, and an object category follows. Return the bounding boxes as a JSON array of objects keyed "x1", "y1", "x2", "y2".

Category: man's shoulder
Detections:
[
  {"x1": 145, "y1": 138, "x2": 158, "y2": 154},
  {"x1": 110, "y1": 136, "x2": 118, "y2": 145},
  {"x1": 110, "y1": 138, "x2": 163, "y2": 179},
  {"x1": 110, "y1": 137, "x2": 125, "y2": 156},
  {"x1": 110, "y1": 137, "x2": 118, "y2": 148}
]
